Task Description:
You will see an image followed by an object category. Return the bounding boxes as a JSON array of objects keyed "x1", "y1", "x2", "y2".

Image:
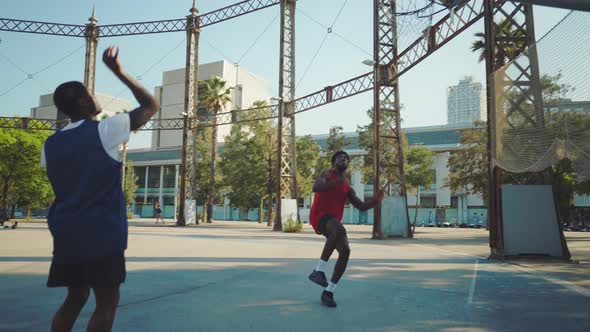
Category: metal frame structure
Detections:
[
  {"x1": 372, "y1": 0, "x2": 409, "y2": 239},
  {"x1": 274, "y1": 0, "x2": 297, "y2": 230},
  {"x1": 484, "y1": 0, "x2": 570, "y2": 258},
  {"x1": 0, "y1": 0, "x2": 487, "y2": 233},
  {"x1": 4, "y1": 0, "x2": 578, "y2": 244},
  {"x1": 83, "y1": 8, "x2": 99, "y2": 95},
  {"x1": 1, "y1": 0, "x2": 485, "y2": 131},
  {"x1": 178, "y1": 3, "x2": 201, "y2": 225}
]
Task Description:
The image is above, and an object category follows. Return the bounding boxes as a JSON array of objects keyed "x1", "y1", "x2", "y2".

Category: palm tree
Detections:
[
  {"x1": 471, "y1": 20, "x2": 526, "y2": 67},
  {"x1": 200, "y1": 76, "x2": 232, "y2": 223}
]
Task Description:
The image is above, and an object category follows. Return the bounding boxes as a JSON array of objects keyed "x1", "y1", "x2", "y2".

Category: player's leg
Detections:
[
  {"x1": 88, "y1": 286, "x2": 120, "y2": 332},
  {"x1": 309, "y1": 216, "x2": 340, "y2": 287},
  {"x1": 51, "y1": 286, "x2": 90, "y2": 332},
  {"x1": 321, "y1": 223, "x2": 349, "y2": 308}
]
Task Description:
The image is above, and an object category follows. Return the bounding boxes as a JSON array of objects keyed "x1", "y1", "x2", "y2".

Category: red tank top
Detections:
[{"x1": 309, "y1": 169, "x2": 351, "y2": 234}]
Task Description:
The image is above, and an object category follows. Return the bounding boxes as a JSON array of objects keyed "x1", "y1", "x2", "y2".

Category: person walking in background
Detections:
[{"x1": 154, "y1": 198, "x2": 165, "y2": 224}]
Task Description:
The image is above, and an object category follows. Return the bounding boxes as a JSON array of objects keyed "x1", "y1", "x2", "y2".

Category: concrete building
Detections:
[
  {"x1": 547, "y1": 99, "x2": 590, "y2": 114},
  {"x1": 30, "y1": 93, "x2": 132, "y2": 120},
  {"x1": 152, "y1": 60, "x2": 271, "y2": 148},
  {"x1": 447, "y1": 76, "x2": 486, "y2": 126}
]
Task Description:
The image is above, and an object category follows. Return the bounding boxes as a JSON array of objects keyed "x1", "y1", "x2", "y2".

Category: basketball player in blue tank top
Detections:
[{"x1": 42, "y1": 46, "x2": 159, "y2": 332}]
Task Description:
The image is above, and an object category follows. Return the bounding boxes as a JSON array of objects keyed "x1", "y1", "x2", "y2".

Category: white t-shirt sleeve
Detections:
[
  {"x1": 98, "y1": 113, "x2": 131, "y2": 162},
  {"x1": 40, "y1": 143, "x2": 46, "y2": 168}
]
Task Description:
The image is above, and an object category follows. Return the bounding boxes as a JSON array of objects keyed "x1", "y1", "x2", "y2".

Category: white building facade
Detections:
[{"x1": 152, "y1": 60, "x2": 271, "y2": 148}]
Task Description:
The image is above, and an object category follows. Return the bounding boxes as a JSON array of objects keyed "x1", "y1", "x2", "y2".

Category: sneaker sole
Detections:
[
  {"x1": 308, "y1": 275, "x2": 328, "y2": 287},
  {"x1": 321, "y1": 300, "x2": 337, "y2": 308}
]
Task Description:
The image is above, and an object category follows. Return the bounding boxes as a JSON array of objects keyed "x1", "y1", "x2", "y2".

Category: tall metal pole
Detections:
[
  {"x1": 484, "y1": 0, "x2": 501, "y2": 257},
  {"x1": 76, "y1": 6, "x2": 99, "y2": 129},
  {"x1": 84, "y1": 6, "x2": 98, "y2": 95},
  {"x1": 372, "y1": 0, "x2": 409, "y2": 239},
  {"x1": 178, "y1": 0, "x2": 200, "y2": 226},
  {"x1": 274, "y1": 0, "x2": 297, "y2": 231},
  {"x1": 372, "y1": 0, "x2": 382, "y2": 238}
]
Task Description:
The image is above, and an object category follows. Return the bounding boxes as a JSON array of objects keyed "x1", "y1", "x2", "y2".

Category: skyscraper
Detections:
[{"x1": 446, "y1": 76, "x2": 486, "y2": 126}]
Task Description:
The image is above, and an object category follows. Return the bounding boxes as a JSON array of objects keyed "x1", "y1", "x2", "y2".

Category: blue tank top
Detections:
[{"x1": 45, "y1": 120, "x2": 127, "y2": 263}]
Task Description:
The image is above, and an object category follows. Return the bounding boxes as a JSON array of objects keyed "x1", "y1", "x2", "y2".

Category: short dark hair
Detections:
[
  {"x1": 53, "y1": 81, "x2": 88, "y2": 118},
  {"x1": 331, "y1": 150, "x2": 349, "y2": 166}
]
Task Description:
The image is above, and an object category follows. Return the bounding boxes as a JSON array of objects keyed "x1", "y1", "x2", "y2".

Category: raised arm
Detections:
[
  {"x1": 102, "y1": 46, "x2": 160, "y2": 131},
  {"x1": 347, "y1": 188, "x2": 384, "y2": 211}
]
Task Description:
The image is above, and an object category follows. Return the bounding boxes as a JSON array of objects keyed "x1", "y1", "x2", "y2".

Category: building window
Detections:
[
  {"x1": 163, "y1": 196, "x2": 175, "y2": 206},
  {"x1": 451, "y1": 196, "x2": 458, "y2": 208},
  {"x1": 162, "y1": 165, "x2": 176, "y2": 189},
  {"x1": 420, "y1": 196, "x2": 436, "y2": 208},
  {"x1": 147, "y1": 166, "x2": 160, "y2": 189},
  {"x1": 134, "y1": 166, "x2": 146, "y2": 188}
]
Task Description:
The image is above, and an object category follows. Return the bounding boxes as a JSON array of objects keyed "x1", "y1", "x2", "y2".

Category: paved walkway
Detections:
[{"x1": 1, "y1": 221, "x2": 589, "y2": 331}]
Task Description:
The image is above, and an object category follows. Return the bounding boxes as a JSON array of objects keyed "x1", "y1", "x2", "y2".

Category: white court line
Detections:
[
  {"x1": 411, "y1": 243, "x2": 590, "y2": 299},
  {"x1": 508, "y1": 264, "x2": 590, "y2": 299},
  {"x1": 467, "y1": 259, "x2": 479, "y2": 305}
]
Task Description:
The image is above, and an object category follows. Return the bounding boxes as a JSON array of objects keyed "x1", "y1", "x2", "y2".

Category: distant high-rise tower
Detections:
[{"x1": 446, "y1": 76, "x2": 486, "y2": 126}]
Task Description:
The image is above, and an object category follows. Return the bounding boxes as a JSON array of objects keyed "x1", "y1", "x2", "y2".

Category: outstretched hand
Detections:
[{"x1": 103, "y1": 46, "x2": 122, "y2": 74}]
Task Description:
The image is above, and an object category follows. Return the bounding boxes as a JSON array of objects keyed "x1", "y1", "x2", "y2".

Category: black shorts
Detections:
[
  {"x1": 318, "y1": 214, "x2": 338, "y2": 236},
  {"x1": 47, "y1": 253, "x2": 126, "y2": 288}
]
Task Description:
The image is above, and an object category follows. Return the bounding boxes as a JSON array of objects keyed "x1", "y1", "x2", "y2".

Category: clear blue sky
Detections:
[{"x1": 0, "y1": 1, "x2": 571, "y2": 148}]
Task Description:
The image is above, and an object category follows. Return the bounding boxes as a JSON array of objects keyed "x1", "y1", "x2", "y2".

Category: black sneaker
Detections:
[
  {"x1": 308, "y1": 270, "x2": 328, "y2": 287},
  {"x1": 321, "y1": 290, "x2": 337, "y2": 308}
]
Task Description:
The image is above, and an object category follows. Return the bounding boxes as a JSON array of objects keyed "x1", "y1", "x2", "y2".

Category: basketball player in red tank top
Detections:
[{"x1": 308, "y1": 151, "x2": 384, "y2": 307}]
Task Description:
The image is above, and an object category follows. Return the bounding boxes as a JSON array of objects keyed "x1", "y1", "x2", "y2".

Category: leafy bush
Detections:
[{"x1": 283, "y1": 218, "x2": 303, "y2": 233}]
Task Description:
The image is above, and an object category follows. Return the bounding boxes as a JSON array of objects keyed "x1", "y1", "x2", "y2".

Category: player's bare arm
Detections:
[
  {"x1": 102, "y1": 46, "x2": 159, "y2": 131},
  {"x1": 347, "y1": 188, "x2": 385, "y2": 211}
]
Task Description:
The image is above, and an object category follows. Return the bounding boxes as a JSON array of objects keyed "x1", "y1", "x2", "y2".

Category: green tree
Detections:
[
  {"x1": 0, "y1": 128, "x2": 50, "y2": 224},
  {"x1": 200, "y1": 76, "x2": 232, "y2": 223},
  {"x1": 219, "y1": 123, "x2": 266, "y2": 220},
  {"x1": 405, "y1": 146, "x2": 435, "y2": 234},
  {"x1": 123, "y1": 160, "x2": 138, "y2": 217},
  {"x1": 296, "y1": 135, "x2": 322, "y2": 200},
  {"x1": 14, "y1": 163, "x2": 53, "y2": 220},
  {"x1": 220, "y1": 100, "x2": 280, "y2": 224},
  {"x1": 471, "y1": 20, "x2": 526, "y2": 66},
  {"x1": 546, "y1": 112, "x2": 590, "y2": 206},
  {"x1": 446, "y1": 120, "x2": 488, "y2": 200},
  {"x1": 357, "y1": 107, "x2": 407, "y2": 186},
  {"x1": 193, "y1": 126, "x2": 216, "y2": 223},
  {"x1": 245, "y1": 101, "x2": 278, "y2": 225}
]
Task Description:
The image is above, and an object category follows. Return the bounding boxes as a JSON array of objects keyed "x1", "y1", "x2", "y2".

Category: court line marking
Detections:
[{"x1": 411, "y1": 243, "x2": 590, "y2": 299}]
